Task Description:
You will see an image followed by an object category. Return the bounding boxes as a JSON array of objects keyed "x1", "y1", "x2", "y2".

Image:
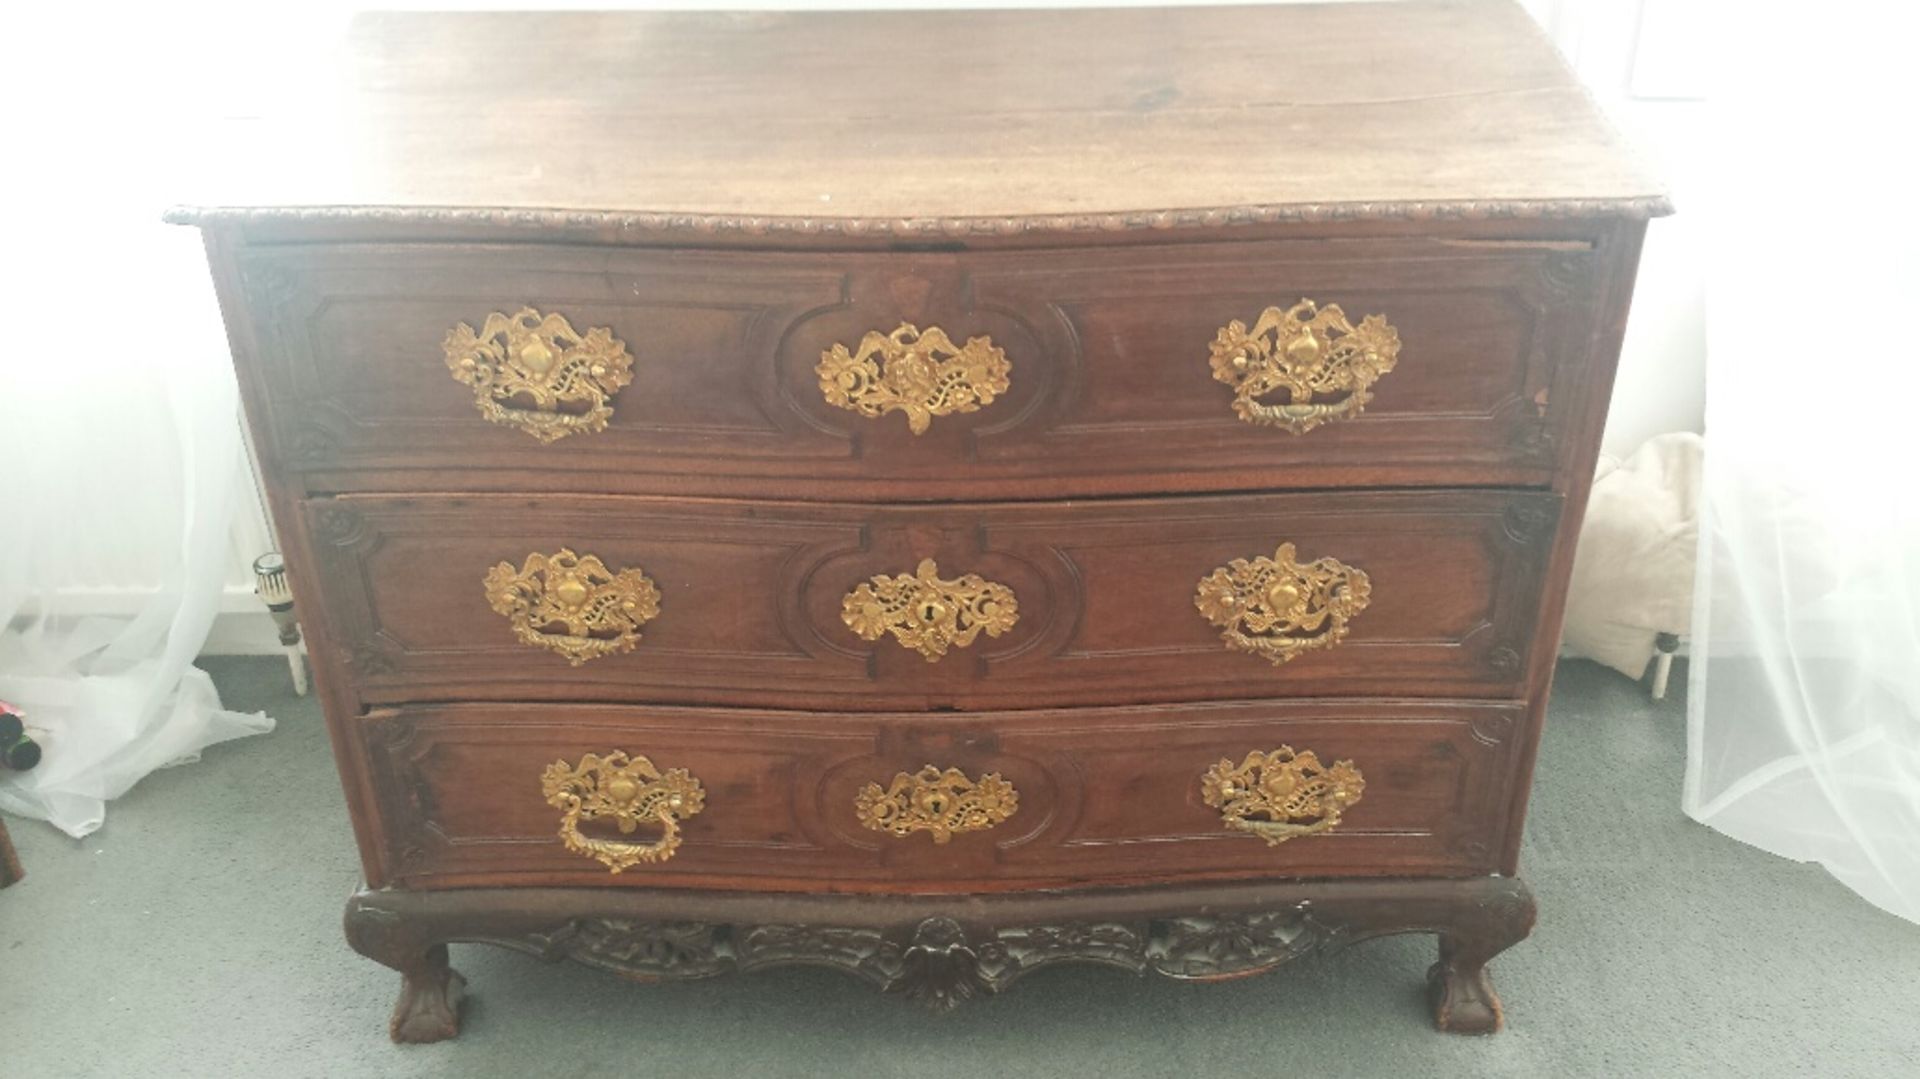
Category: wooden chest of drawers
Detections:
[{"x1": 176, "y1": 3, "x2": 1665, "y2": 1041}]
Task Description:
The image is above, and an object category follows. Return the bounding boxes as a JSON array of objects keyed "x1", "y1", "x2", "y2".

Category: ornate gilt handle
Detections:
[
  {"x1": 542, "y1": 752, "x2": 705, "y2": 873},
  {"x1": 816, "y1": 323, "x2": 1010, "y2": 434},
  {"x1": 1195, "y1": 543, "x2": 1370, "y2": 666},
  {"x1": 842, "y1": 559, "x2": 1018, "y2": 662},
  {"x1": 1208, "y1": 299, "x2": 1400, "y2": 434},
  {"x1": 444, "y1": 307, "x2": 635, "y2": 442},
  {"x1": 1201, "y1": 746, "x2": 1364, "y2": 846},
  {"x1": 855, "y1": 765, "x2": 1019, "y2": 843},
  {"x1": 485, "y1": 548, "x2": 661, "y2": 666}
]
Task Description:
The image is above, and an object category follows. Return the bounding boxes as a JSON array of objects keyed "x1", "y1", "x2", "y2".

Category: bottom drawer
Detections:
[{"x1": 361, "y1": 699, "x2": 1527, "y2": 892}]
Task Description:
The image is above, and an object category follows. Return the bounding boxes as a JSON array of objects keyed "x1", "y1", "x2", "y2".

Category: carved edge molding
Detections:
[
  {"x1": 164, "y1": 196, "x2": 1674, "y2": 237},
  {"x1": 483, "y1": 907, "x2": 1340, "y2": 1012},
  {"x1": 1501, "y1": 501, "x2": 1559, "y2": 547},
  {"x1": 344, "y1": 878, "x2": 1538, "y2": 1040}
]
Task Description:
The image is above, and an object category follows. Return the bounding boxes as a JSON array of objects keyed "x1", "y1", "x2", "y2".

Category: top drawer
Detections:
[{"x1": 229, "y1": 237, "x2": 1610, "y2": 499}]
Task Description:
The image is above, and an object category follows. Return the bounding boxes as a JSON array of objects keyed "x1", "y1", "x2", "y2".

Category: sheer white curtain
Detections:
[
  {"x1": 0, "y1": 270, "x2": 273, "y2": 836},
  {"x1": 1685, "y1": 6, "x2": 1920, "y2": 923},
  {"x1": 0, "y1": 8, "x2": 328, "y2": 836}
]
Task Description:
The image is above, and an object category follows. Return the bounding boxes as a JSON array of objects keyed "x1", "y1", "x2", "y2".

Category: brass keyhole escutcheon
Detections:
[
  {"x1": 855, "y1": 766, "x2": 1018, "y2": 844},
  {"x1": 816, "y1": 323, "x2": 1011, "y2": 434},
  {"x1": 842, "y1": 559, "x2": 1018, "y2": 662}
]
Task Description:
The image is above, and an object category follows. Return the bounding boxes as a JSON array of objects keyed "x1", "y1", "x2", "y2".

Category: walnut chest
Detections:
[{"x1": 175, "y1": 2, "x2": 1667, "y2": 1040}]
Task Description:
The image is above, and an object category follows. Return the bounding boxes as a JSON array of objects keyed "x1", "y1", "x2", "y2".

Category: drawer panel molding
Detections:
[
  {"x1": 234, "y1": 239, "x2": 1605, "y2": 497},
  {"x1": 305, "y1": 490, "x2": 1560, "y2": 710},
  {"x1": 363, "y1": 699, "x2": 1527, "y2": 891}
]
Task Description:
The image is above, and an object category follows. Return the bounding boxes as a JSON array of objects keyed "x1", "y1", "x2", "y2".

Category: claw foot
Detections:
[
  {"x1": 389, "y1": 945, "x2": 466, "y2": 1044},
  {"x1": 1427, "y1": 957, "x2": 1503, "y2": 1034}
]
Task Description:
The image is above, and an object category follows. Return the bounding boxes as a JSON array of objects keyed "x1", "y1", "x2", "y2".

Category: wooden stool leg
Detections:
[
  {"x1": 1650, "y1": 632, "x2": 1682, "y2": 701},
  {"x1": 0, "y1": 819, "x2": 23, "y2": 888}
]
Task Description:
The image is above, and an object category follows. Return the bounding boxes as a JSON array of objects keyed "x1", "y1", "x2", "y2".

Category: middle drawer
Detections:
[{"x1": 304, "y1": 489, "x2": 1559, "y2": 710}]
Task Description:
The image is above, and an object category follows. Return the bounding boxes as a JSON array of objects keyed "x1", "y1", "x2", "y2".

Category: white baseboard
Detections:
[
  {"x1": 202, "y1": 610, "x2": 291, "y2": 656},
  {"x1": 17, "y1": 587, "x2": 289, "y2": 657}
]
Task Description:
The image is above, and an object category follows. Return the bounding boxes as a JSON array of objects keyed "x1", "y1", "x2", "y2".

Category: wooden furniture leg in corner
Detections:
[
  {"x1": 344, "y1": 876, "x2": 1536, "y2": 1043},
  {"x1": 0, "y1": 819, "x2": 22, "y2": 888}
]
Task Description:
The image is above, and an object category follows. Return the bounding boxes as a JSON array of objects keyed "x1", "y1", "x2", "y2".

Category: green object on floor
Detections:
[{"x1": 1, "y1": 658, "x2": 1917, "y2": 1077}]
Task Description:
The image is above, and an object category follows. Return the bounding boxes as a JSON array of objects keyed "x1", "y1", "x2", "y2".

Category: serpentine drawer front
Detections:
[
  {"x1": 363, "y1": 700, "x2": 1527, "y2": 892},
  {"x1": 230, "y1": 238, "x2": 1603, "y2": 500},
  {"x1": 301, "y1": 489, "x2": 1560, "y2": 710},
  {"x1": 177, "y1": 3, "x2": 1663, "y2": 1042}
]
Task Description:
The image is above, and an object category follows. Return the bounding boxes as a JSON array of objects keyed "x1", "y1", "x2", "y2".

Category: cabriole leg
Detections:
[
  {"x1": 345, "y1": 895, "x2": 467, "y2": 1043},
  {"x1": 1426, "y1": 878, "x2": 1536, "y2": 1034}
]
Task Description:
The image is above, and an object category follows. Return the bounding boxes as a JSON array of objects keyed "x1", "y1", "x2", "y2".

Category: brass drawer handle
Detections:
[
  {"x1": 485, "y1": 548, "x2": 661, "y2": 666},
  {"x1": 1194, "y1": 543, "x2": 1370, "y2": 666},
  {"x1": 1208, "y1": 299, "x2": 1400, "y2": 433},
  {"x1": 816, "y1": 323, "x2": 1010, "y2": 434},
  {"x1": 1201, "y1": 747, "x2": 1364, "y2": 846},
  {"x1": 855, "y1": 765, "x2": 1018, "y2": 843},
  {"x1": 542, "y1": 751, "x2": 705, "y2": 873},
  {"x1": 842, "y1": 558, "x2": 1018, "y2": 662},
  {"x1": 444, "y1": 307, "x2": 635, "y2": 442}
]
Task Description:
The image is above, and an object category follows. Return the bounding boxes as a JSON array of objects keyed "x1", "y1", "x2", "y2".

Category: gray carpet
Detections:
[{"x1": 3, "y1": 658, "x2": 1916, "y2": 1078}]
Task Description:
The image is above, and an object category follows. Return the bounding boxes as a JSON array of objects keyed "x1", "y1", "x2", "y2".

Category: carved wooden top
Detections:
[{"x1": 166, "y1": 4, "x2": 1668, "y2": 242}]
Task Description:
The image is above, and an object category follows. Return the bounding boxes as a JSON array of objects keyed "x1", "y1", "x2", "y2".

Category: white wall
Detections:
[{"x1": 1522, "y1": 0, "x2": 1707, "y2": 458}]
